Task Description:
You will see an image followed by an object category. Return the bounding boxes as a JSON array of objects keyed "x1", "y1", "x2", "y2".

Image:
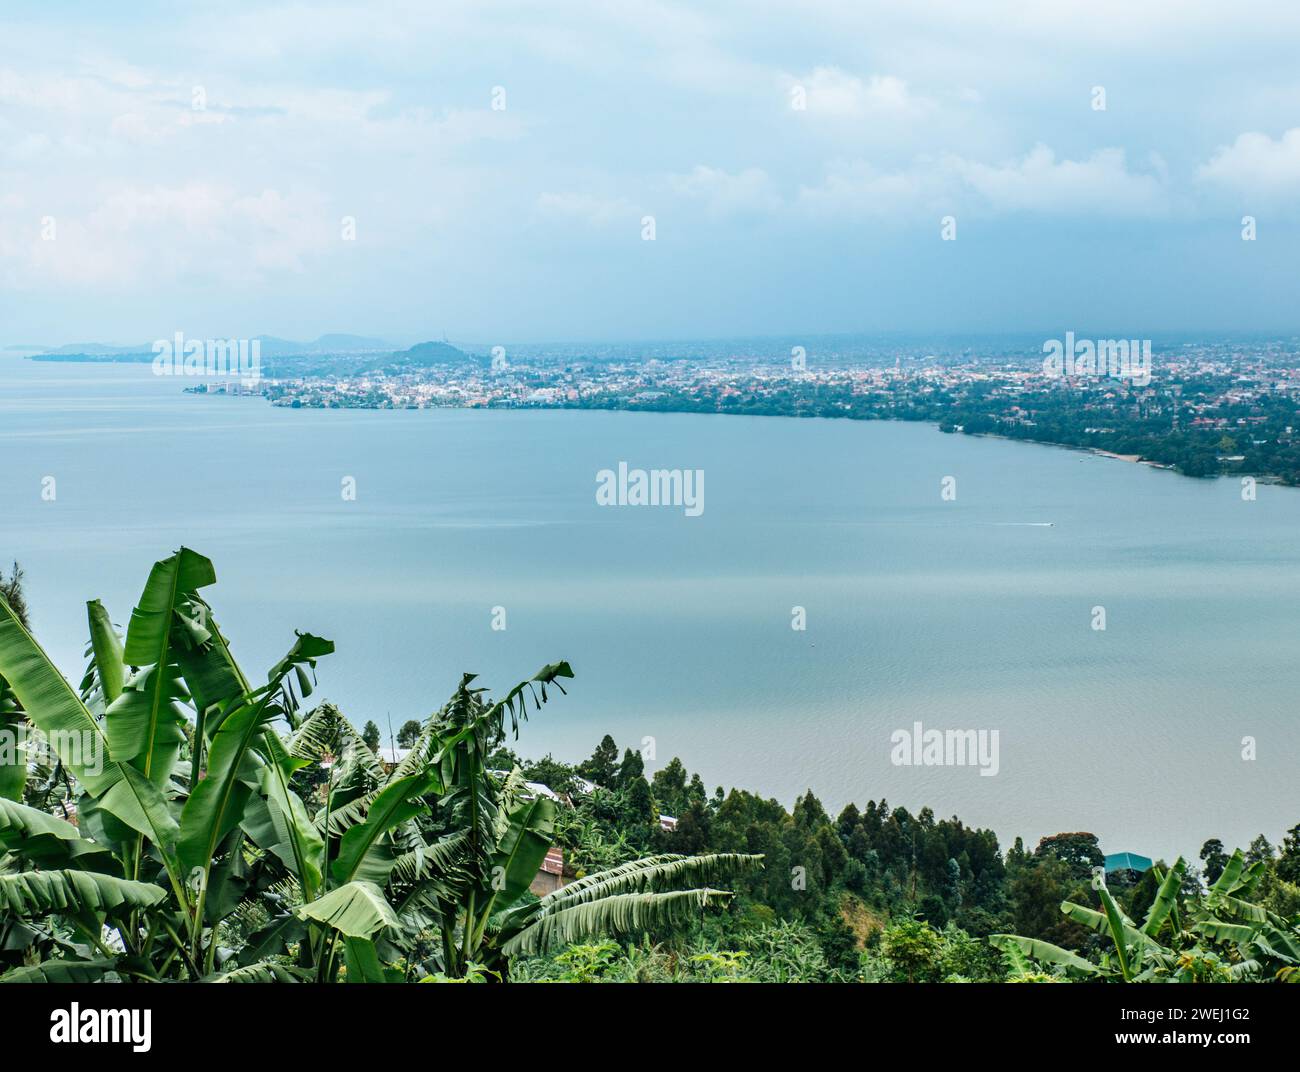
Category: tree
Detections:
[
  {"x1": 650, "y1": 757, "x2": 689, "y2": 815},
  {"x1": 617, "y1": 746, "x2": 645, "y2": 787},
  {"x1": 1200, "y1": 838, "x2": 1229, "y2": 884},
  {"x1": 521, "y1": 753, "x2": 577, "y2": 794},
  {"x1": 396, "y1": 719, "x2": 422, "y2": 748},
  {"x1": 1033, "y1": 832, "x2": 1103, "y2": 881},
  {"x1": 1278, "y1": 824, "x2": 1300, "y2": 884},
  {"x1": 0, "y1": 562, "x2": 28, "y2": 629},
  {"x1": 361, "y1": 720, "x2": 381, "y2": 752},
  {"x1": 579, "y1": 734, "x2": 619, "y2": 787},
  {"x1": 0, "y1": 562, "x2": 30, "y2": 804},
  {"x1": 880, "y1": 917, "x2": 943, "y2": 982},
  {"x1": 1010, "y1": 857, "x2": 1089, "y2": 949},
  {"x1": 1245, "y1": 834, "x2": 1275, "y2": 867},
  {"x1": 669, "y1": 798, "x2": 711, "y2": 854}
]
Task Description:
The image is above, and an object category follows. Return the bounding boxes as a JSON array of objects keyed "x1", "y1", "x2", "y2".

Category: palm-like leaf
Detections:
[
  {"x1": 0, "y1": 959, "x2": 118, "y2": 983},
  {"x1": 1141, "y1": 857, "x2": 1185, "y2": 937},
  {"x1": 84, "y1": 599, "x2": 124, "y2": 708},
  {"x1": 331, "y1": 772, "x2": 437, "y2": 887},
  {"x1": 502, "y1": 888, "x2": 732, "y2": 956},
  {"x1": 0, "y1": 797, "x2": 118, "y2": 873},
  {"x1": 1062, "y1": 901, "x2": 1161, "y2": 953},
  {"x1": 0, "y1": 592, "x2": 115, "y2": 796},
  {"x1": 536, "y1": 853, "x2": 763, "y2": 912},
  {"x1": 0, "y1": 869, "x2": 166, "y2": 917},
  {"x1": 108, "y1": 549, "x2": 215, "y2": 782},
  {"x1": 177, "y1": 631, "x2": 333, "y2": 882},
  {"x1": 209, "y1": 962, "x2": 310, "y2": 983},
  {"x1": 298, "y1": 880, "x2": 399, "y2": 939},
  {"x1": 988, "y1": 934, "x2": 1101, "y2": 976}
]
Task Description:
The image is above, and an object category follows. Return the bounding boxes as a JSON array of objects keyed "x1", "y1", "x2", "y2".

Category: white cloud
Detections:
[
  {"x1": 796, "y1": 160, "x2": 941, "y2": 218},
  {"x1": 953, "y1": 145, "x2": 1167, "y2": 216},
  {"x1": 1197, "y1": 129, "x2": 1300, "y2": 193},
  {"x1": 668, "y1": 166, "x2": 780, "y2": 215},
  {"x1": 785, "y1": 67, "x2": 928, "y2": 118},
  {"x1": 535, "y1": 191, "x2": 638, "y2": 228},
  {"x1": 796, "y1": 145, "x2": 1168, "y2": 220},
  {"x1": 1, "y1": 183, "x2": 337, "y2": 289}
]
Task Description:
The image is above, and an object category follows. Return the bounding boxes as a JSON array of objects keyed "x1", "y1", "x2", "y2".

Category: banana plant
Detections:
[
  {"x1": 0, "y1": 548, "x2": 762, "y2": 983},
  {"x1": 370, "y1": 668, "x2": 764, "y2": 979},
  {"x1": 992, "y1": 850, "x2": 1300, "y2": 982}
]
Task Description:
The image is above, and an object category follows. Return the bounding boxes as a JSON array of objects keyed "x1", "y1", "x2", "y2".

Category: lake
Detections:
[{"x1": 2, "y1": 358, "x2": 1297, "y2": 862}]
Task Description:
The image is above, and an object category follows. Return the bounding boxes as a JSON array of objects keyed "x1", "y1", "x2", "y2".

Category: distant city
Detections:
[{"x1": 28, "y1": 333, "x2": 1300, "y2": 485}]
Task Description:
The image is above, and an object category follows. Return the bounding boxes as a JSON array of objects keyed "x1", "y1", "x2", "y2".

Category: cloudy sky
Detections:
[{"x1": 3, "y1": 1, "x2": 1300, "y2": 346}]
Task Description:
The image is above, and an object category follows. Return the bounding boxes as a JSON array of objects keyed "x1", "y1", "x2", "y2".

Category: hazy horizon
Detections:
[{"x1": 9, "y1": 327, "x2": 1300, "y2": 357}]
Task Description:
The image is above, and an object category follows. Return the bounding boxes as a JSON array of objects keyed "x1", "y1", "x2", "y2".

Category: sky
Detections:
[{"x1": 3, "y1": 1, "x2": 1300, "y2": 346}]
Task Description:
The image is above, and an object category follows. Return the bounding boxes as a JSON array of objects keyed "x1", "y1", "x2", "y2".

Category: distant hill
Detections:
[
  {"x1": 29, "y1": 333, "x2": 393, "y2": 362},
  {"x1": 254, "y1": 334, "x2": 391, "y2": 356},
  {"x1": 41, "y1": 342, "x2": 149, "y2": 356},
  {"x1": 394, "y1": 340, "x2": 478, "y2": 366}
]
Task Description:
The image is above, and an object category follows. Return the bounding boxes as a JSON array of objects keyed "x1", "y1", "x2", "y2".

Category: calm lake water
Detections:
[{"x1": 2, "y1": 358, "x2": 1297, "y2": 861}]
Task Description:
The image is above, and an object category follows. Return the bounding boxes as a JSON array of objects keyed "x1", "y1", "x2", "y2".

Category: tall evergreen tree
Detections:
[
  {"x1": 1199, "y1": 838, "x2": 1229, "y2": 884},
  {"x1": 579, "y1": 733, "x2": 619, "y2": 787},
  {"x1": 617, "y1": 746, "x2": 645, "y2": 787},
  {"x1": 0, "y1": 561, "x2": 29, "y2": 629}
]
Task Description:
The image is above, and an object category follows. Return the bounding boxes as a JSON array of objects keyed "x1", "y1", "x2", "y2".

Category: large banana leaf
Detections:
[
  {"x1": 1141, "y1": 857, "x2": 1185, "y2": 938},
  {"x1": 0, "y1": 686, "x2": 25, "y2": 801},
  {"x1": 1062, "y1": 901, "x2": 1161, "y2": 952},
  {"x1": 331, "y1": 772, "x2": 437, "y2": 887},
  {"x1": 1216, "y1": 894, "x2": 1268, "y2": 923},
  {"x1": 502, "y1": 887, "x2": 731, "y2": 957},
  {"x1": 177, "y1": 631, "x2": 333, "y2": 878},
  {"x1": 1208, "y1": 849, "x2": 1264, "y2": 898},
  {"x1": 0, "y1": 959, "x2": 119, "y2": 983},
  {"x1": 480, "y1": 793, "x2": 555, "y2": 917},
  {"x1": 105, "y1": 663, "x2": 189, "y2": 785},
  {"x1": 988, "y1": 934, "x2": 1101, "y2": 976},
  {"x1": 123, "y1": 549, "x2": 215, "y2": 667},
  {"x1": 288, "y1": 703, "x2": 386, "y2": 785},
  {"x1": 0, "y1": 797, "x2": 118, "y2": 873},
  {"x1": 251, "y1": 731, "x2": 324, "y2": 898},
  {"x1": 342, "y1": 936, "x2": 392, "y2": 982},
  {"x1": 0, "y1": 594, "x2": 114, "y2": 795},
  {"x1": 173, "y1": 600, "x2": 249, "y2": 720},
  {"x1": 1195, "y1": 917, "x2": 1258, "y2": 944},
  {"x1": 1097, "y1": 885, "x2": 1135, "y2": 981},
  {"x1": 85, "y1": 599, "x2": 124, "y2": 706},
  {"x1": 0, "y1": 595, "x2": 182, "y2": 881},
  {"x1": 108, "y1": 549, "x2": 215, "y2": 782},
  {"x1": 1256, "y1": 925, "x2": 1300, "y2": 963},
  {"x1": 298, "y1": 880, "x2": 399, "y2": 939},
  {"x1": 496, "y1": 851, "x2": 763, "y2": 949},
  {"x1": 209, "y1": 962, "x2": 310, "y2": 983},
  {"x1": 534, "y1": 853, "x2": 763, "y2": 911},
  {"x1": 0, "y1": 869, "x2": 166, "y2": 918}
]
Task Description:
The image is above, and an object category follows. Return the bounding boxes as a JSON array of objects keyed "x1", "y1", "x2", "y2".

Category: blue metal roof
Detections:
[{"x1": 1104, "y1": 851, "x2": 1153, "y2": 873}]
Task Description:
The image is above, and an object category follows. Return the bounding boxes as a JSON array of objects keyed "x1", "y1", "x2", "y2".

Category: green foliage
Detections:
[
  {"x1": 878, "y1": 916, "x2": 944, "y2": 982},
  {"x1": 3, "y1": 550, "x2": 1293, "y2": 985},
  {"x1": 0, "y1": 549, "x2": 758, "y2": 983},
  {"x1": 995, "y1": 850, "x2": 1300, "y2": 983}
]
